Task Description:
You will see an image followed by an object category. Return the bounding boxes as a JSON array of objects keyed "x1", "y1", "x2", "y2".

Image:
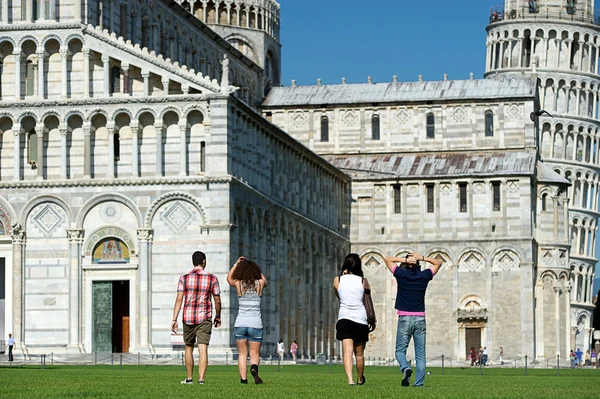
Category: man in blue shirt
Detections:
[
  {"x1": 576, "y1": 348, "x2": 583, "y2": 368},
  {"x1": 384, "y1": 252, "x2": 443, "y2": 387}
]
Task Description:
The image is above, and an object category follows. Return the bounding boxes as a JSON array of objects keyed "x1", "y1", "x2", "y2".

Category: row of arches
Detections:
[
  {"x1": 540, "y1": 122, "x2": 600, "y2": 167},
  {"x1": 0, "y1": 105, "x2": 208, "y2": 181},
  {"x1": 570, "y1": 217, "x2": 597, "y2": 258},
  {"x1": 538, "y1": 77, "x2": 599, "y2": 119},
  {"x1": 487, "y1": 26, "x2": 600, "y2": 73},
  {"x1": 570, "y1": 263, "x2": 595, "y2": 304}
]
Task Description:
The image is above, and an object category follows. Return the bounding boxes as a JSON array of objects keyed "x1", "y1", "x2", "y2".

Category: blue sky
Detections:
[{"x1": 278, "y1": 0, "x2": 600, "y2": 291}]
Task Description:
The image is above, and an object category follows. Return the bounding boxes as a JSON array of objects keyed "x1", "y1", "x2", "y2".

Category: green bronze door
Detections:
[{"x1": 92, "y1": 282, "x2": 113, "y2": 352}]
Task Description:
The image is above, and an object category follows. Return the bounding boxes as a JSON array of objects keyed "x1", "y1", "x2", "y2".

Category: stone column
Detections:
[
  {"x1": 202, "y1": 0, "x2": 208, "y2": 22},
  {"x1": 26, "y1": 0, "x2": 33, "y2": 22},
  {"x1": 107, "y1": 122, "x2": 115, "y2": 178},
  {"x1": 13, "y1": 127, "x2": 21, "y2": 180},
  {"x1": 179, "y1": 120, "x2": 187, "y2": 176},
  {"x1": 60, "y1": 47, "x2": 68, "y2": 98},
  {"x1": 162, "y1": 77, "x2": 169, "y2": 96},
  {"x1": 237, "y1": 4, "x2": 241, "y2": 26},
  {"x1": 246, "y1": 5, "x2": 250, "y2": 28},
  {"x1": 142, "y1": 70, "x2": 150, "y2": 96},
  {"x1": 83, "y1": 122, "x2": 91, "y2": 178},
  {"x1": 82, "y1": 48, "x2": 90, "y2": 97},
  {"x1": 67, "y1": 229, "x2": 84, "y2": 349},
  {"x1": 491, "y1": 41, "x2": 497, "y2": 69},
  {"x1": 13, "y1": 52, "x2": 21, "y2": 100},
  {"x1": 556, "y1": 39, "x2": 561, "y2": 68},
  {"x1": 154, "y1": 122, "x2": 163, "y2": 176},
  {"x1": 74, "y1": 0, "x2": 82, "y2": 22},
  {"x1": 102, "y1": 54, "x2": 110, "y2": 97},
  {"x1": 37, "y1": 51, "x2": 44, "y2": 99},
  {"x1": 578, "y1": 41, "x2": 585, "y2": 70},
  {"x1": 2, "y1": 0, "x2": 8, "y2": 23},
  {"x1": 11, "y1": 225, "x2": 25, "y2": 345},
  {"x1": 131, "y1": 122, "x2": 139, "y2": 177},
  {"x1": 35, "y1": 124, "x2": 44, "y2": 179},
  {"x1": 122, "y1": 63, "x2": 130, "y2": 95},
  {"x1": 137, "y1": 229, "x2": 153, "y2": 348},
  {"x1": 226, "y1": 4, "x2": 231, "y2": 24},
  {"x1": 60, "y1": 126, "x2": 68, "y2": 179},
  {"x1": 120, "y1": 4, "x2": 127, "y2": 38}
]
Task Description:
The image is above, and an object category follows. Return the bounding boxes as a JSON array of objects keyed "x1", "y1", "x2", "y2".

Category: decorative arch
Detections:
[
  {"x1": 0, "y1": 200, "x2": 16, "y2": 235},
  {"x1": 360, "y1": 250, "x2": 386, "y2": 274},
  {"x1": 158, "y1": 106, "x2": 182, "y2": 120},
  {"x1": 111, "y1": 107, "x2": 134, "y2": 122},
  {"x1": 86, "y1": 108, "x2": 110, "y2": 122},
  {"x1": 457, "y1": 293, "x2": 488, "y2": 320},
  {"x1": 17, "y1": 111, "x2": 39, "y2": 124},
  {"x1": 64, "y1": 33, "x2": 85, "y2": 47},
  {"x1": 182, "y1": 104, "x2": 210, "y2": 120},
  {"x1": 41, "y1": 34, "x2": 63, "y2": 48},
  {"x1": 18, "y1": 35, "x2": 40, "y2": 48},
  {"x1": 134, "y1": 108, "x2": 158, "y2": 120},
  {"x1": 40, "y1": 110, "x2": 62, "y2": 124},
  {"x1": 76, "y1": 193, "x2": 143, "y2": 228},
  {"x1": 457, "y1": 248, "x2": 487, "y2": 272},
  {"x1": 64, "y1": 110, "x2": 85, "y2": 124},
  {"x1": 19, "y1": 195, "x2": 72, "y2": 226},
  {"x1": 0, "y1": 111, "x2": 16, "y2": 125},
  {"x1": 144, "y1": 192, "x2": 206, "y2": 228},
  {"x1": 84, "y1": 225, "x2": 137, "y2": 259},
  {"x1": 0, "y1": 36, "x2": 17, "y2": 48}
]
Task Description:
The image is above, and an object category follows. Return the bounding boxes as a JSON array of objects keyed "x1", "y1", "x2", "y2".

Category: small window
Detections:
[
  {"x1": 372, "y1": 115, "x2": 380, "y2": 140},
  {"x1": 492, "y1": 182, "x2": 501, "y2": 211},
  {"x1": 321, "y1": 116, "x2": 329, "y2": 142},
  {"x1": 200, "y1": 141, "x2": 206, "y2": 172},
  {"x1": 426, "y1": 184, "x2": 435, "y2": 213},
  {"x1": 28, "y1": 131, "x2": 37, "y2": 164},
  {"x1": 541, "y1": 193, "x2": 547, "y2": 211},
  {"x1": 426, "y1": 113, "x2": 435, "y2": 139},
  {"x1": 485, "y1": 111, "x2": 494, "y2": 137},
  {"x1": 393, "y1": 184, "x2": 401, "y2": 214},
  {"x1": 114, "y1": 133, "x2": 120, "y2": 161},
  {"x1": 111, "y1": 67, "x2": 120, "y2": 94},
  {"x1": 459, "y1": 183, "x2": 467, "y2": 213}
]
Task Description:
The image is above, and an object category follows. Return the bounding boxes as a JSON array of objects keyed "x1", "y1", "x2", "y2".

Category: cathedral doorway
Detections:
[
  {"x1": 465, "y1": 327, "x2": 482, "y2": 358},
  {"x1": 92, "y1": 281, "x2": 130, "y2": 353}
]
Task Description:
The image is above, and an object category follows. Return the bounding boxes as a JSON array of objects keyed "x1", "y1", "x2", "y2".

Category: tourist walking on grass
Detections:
[
  {"x1": 384, "y1": 252, "x2": 443, "y2": 388},
  {"x1": 171, "y1": 251, "x2": 222, "y2": 385},
  {"x1": 576, "y1": 348, "x2": 583, "y2": 368},
  {"x1": 277, "y1": 340, "x2": 286, "y2": 361},
  {"x1": 6, "y1": 333, "x2": 14, "y2": 362},
  {"x1": 290, "y1": 340, "x2": 298, "y2": 362},
  {"x1": 469, "y1": 347, "x2": 477, "y2": 366},
  {"x1": 591, "y1": 349, "x2": 597, "y2": 367},
  {"x1": 499, "y1": 347, "x2": 504, "y2": 366},
  {"x1": 227, "y1": 256, "x2": 268, "y2": 385},
  {"x1": 333, "y1": 254, "x2": 376, "y2": 386},
  {"x1": 570, "y1": 350, "x2": 576, "y2": 368}
]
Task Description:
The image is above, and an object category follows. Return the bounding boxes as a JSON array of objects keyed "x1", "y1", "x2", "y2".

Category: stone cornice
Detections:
[
  {"x1": 0, "y1": 94, "x2": 216, "y2": 109},
  {"x1": 0, "y1": 23, "x2": 82, "y2": 32},
  {"x1": 0, "y1": 175, "x2": 232, "y2": 190}
]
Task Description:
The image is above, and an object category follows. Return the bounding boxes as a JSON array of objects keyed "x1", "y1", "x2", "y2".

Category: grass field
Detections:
[{"x1": 0, "y1": 365, "x2": 598, "y2": 398}]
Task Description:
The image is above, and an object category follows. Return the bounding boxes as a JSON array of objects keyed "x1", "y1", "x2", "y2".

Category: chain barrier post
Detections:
[
  {"x1": 51, "y1": 352, "x2": 53, "y2": 366},
  {"x1": 111, "y1": 353, "x2": 114, "y2": 369},
  {"x1": 524, "y1": 355, "x2": 528, "y2": 376},
  {"x1": 479, "y1": 356, "x2": 483, "y2": 375},
  {"x1": 95, "y1": 352, "x2": 97, "y2": 365},
  {"x1": 328, "y1": 355, "x2": 332, "y2": 374},
  {"x1": 278, "y1": 357, "x2": 281, "y2": 373},
  {"x1": 557, "y1": 354, "x2": 560, "y2": 377},
  {"x1": 138, "y1": 352, "x2": 140, "y2": 366},
  {"x1": 226, "y1": 352, "x2": 228, "y2": 366},
  {"x1": 181, "y1": 352, "x2": 184, "y2": 371},
  {"x1": 120, "y1": 354, "x2": 123, "y2": 370},
  {"x1": 442, "y1": 354, "x2": 445, "y2": 375}
]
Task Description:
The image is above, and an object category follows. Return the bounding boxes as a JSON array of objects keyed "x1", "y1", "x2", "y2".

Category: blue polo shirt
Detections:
[{"x1": 393, "y1": 266, "x2": 433, "y2": 313}]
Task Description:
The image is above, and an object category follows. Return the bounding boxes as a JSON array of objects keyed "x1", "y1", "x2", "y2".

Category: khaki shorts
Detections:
[{"x1": 183, "y1": 320, "x2": 212, "y2": 346}]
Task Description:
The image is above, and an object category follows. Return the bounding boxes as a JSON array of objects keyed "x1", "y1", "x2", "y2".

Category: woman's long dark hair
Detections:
[
  {"x1": 231, "y1": 258, "x2": 262, "y2": 290},
  {"x1": 340, "y1": 253, "x2": 363, "y2": 277}
]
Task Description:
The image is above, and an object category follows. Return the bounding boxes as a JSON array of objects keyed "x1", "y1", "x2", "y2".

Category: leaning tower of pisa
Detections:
[
  {"x1": 487, "y1": 0, "x2": 598, "y2": 353},
  {"x1": 174, "y1": 0, "x2": 282, "y2": 88}
]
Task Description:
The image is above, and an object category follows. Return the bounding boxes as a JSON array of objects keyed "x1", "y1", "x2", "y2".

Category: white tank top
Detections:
[{"x1": 337, "y1": 274, "x2": 368, "y2": 325}]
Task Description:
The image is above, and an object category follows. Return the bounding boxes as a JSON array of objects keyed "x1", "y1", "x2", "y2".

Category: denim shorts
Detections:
[{"x1": 233, "y1": 327, "x2": 263, "y2": 343}]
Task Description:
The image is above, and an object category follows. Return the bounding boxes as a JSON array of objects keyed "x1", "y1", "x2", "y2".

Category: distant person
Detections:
[
  {"x1": 171, "y1": 251, "x2": 221, "y2": 384},
  {"x1": 570, "y1": 349, "x2": 576, "y2": 368},
  {"x1": 576, "y1": 348, "x2": 583, "y2": 368},
  {"x1": 227, "y1": 256, "x2": 267, "y2": 384},
  {"x1": 469, "y1": 347, "x2": 477, "y2": 366},
  {"x1": 477, "y1": 347, "x2": 483, "y2": 366},
  {"x1": 290, "y1": 340, "x2": 298, "y2": 362},
  {"x1": 277, "y1": 340, "x2": 285, "y2": 361},
  {"x1": 333, "y1": 253, "x2": 376, "y2": 385},
  {"x1": 591, "y1": 348, "x2": 597, "y2": 367},
  {"x1": 483, "y1": 347, "x2": 488, "y2": 366},
  {"x1": 499, "y1": 347, "x2": 504, "y2": 366},
  {"x1": 584, "y1": 350, "x2": 591, "y2": 367},
  {"x1": 7, "y1": 334, "x2": 14, "y2": 362},
  {"x1": 384, "y1": 252, "x2": 442, "y2": 388}
]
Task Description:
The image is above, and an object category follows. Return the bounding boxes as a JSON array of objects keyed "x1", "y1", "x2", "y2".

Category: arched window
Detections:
[
  {"x1": 200, "y1": 141, "x2": 206, "y2": 172},
  {"x1": 372, "y1": 114, "x2": 380, "y2": 140},
  {"x1": 426, "y1": 113, "x2": 435, "y2": 138},
  {"x1": 25, "y1": 60, "x2": 34, "y2": 96},
  {"x1": 485, "y1": 111, "x2": 494, "y2": 137},
  {"x1": 321, "y1": 116, "x2": 329, "y2": 142},
  {"x1": 28, "y1": 131, "x2": 37, "y2": 165},
  {"x1": 111, "y1": 67, "x2": 120, "y2": 94},
  {"x1": 114, "y1": 132, "x2": 120, "y2": 161},
  {"x1": 541, "y1": 193, "x2": 547, "y2": 211}
]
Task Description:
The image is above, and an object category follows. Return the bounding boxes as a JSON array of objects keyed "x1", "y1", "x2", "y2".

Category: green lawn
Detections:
[{"x1": 0, "y1": 365, "x2": 598, "y2": 398}]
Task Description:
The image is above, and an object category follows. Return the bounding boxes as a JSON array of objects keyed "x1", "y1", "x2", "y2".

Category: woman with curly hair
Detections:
[{"x1": 227, "y1": 256, "x2": 268, "y2": 384}]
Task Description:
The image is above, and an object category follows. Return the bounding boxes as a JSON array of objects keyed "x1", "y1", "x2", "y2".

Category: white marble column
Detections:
[
  {"x1": 67, "y1": 229, "x2": 84, "y2": 349},
  {"x1": 82, "y1": 48, "x2": 90, "y2": 97},
  {"x1": 154, "y1": 122, "x2": 163, "y2": 176},
  {"x1": 13, "y1": 52, "x2": 21, "y2": 100},
  {"x1": 2, "y1": 0, "x2": 8, "y2": 23},
  {"x1": 35, "y1": 124, "x2": 44, "y2": 180},
  {"x1": 179, "y1": 120, "x2": 187, "y2": 176},
  {"x1": 122, "y1": 63, "x2": 130, "y2": 95},
  {"x1": 26, "y1": 0, "x2": 33, "y2": 22},
  {"x1": 74, "y1": 0, "x2": 82, "y2": 22},
  {"x1": 13, "y1": 127, "x2": 21, "y2": 180},
  {"x1": 11, "y1": 226, "x2": 25, "y2": 345},
  {"x1": 137, "y1": 229, "x2": 153, "y2": 348},
  {"x1": 37, "y1": 51, "x2": 44, "y2": 99},
  {"x1": 142, "y1": 70, "x2": 149, "y2": 96},
  {"x1": 107, "y1": 122, "x2": 115, "y2": 178},
  {"x1": 202, "y1": 0, "x2": 208, "y2": 22},
  {"x1": 102, "y1": 54, "x2": 110, "y2": 97},
  {"x1": 83, "y1": 122, "x2": 91, "y2": 178},
  {"x1": 131, "y1": 122, "x2": 139, "y2": 177},
  {"x1": 60, "y1": 47, "x2": 68, "y2": 98},
  {"x1": 162, "y1": 77, "x2": 169, "y2": 96},
  {"x1": 60, "y1": 126, "x2": 68, "y2": 179}
]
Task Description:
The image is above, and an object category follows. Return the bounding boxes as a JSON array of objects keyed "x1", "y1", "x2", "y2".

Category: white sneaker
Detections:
[{"x1": 180, "y1": 379, "x2": 193, "y2": 384}]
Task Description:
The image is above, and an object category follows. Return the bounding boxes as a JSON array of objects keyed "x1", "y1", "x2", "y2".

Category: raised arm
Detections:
[
  {"x1": 227, "y1": 256, "x2": 245, "y2": 286},
  {"x1": 408, "y1": 252, "x2": 443, "y2": 276},
  {"x1": 384, "y1": 256, "x2": 418, "y2": 273}
]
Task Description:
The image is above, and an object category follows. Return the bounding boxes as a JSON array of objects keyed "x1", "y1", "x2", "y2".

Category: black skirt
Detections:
[{"x1": 336, "y1": 319, "x2": 370, "y2": 343}]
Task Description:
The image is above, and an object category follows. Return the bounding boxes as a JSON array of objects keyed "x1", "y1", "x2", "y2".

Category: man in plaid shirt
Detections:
[{"x1": 171, "y1": 251, "x2": 221, "y2": 384}]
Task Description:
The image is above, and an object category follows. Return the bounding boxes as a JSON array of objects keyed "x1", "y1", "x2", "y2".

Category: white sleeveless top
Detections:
[{"x1": 337, "y1": 274, "x2": 368, "y2": 325}]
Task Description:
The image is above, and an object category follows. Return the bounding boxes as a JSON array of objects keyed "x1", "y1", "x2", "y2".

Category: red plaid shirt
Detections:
[{"x1": 177, "y1": 268, "x2": 221, "y2": 325}]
